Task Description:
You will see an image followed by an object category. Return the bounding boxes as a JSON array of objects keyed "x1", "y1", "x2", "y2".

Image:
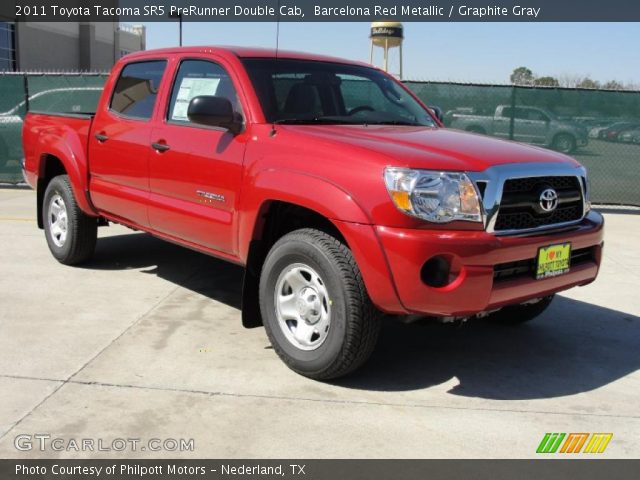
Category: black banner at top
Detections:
[{"x1": 4, "y1": 0, "x2": 640, "y2": 22}]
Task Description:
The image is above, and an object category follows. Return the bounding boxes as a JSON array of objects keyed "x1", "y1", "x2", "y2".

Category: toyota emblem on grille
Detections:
[{"x1": 539, "y1": 188, "x2": 559, "y2": 212}]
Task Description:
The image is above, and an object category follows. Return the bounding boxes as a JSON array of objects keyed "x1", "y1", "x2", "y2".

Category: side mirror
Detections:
[
  {"x1": 428, "y1": 105, "x2": 444, "y2": 123},
  {"x1": 187, "y1": 96, "x2": 242, "y2": 134}
]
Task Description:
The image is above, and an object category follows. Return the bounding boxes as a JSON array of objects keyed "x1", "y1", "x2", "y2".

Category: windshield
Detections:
[{"x1": 242, "y1": 58, "x2": 437, "y2": 127}]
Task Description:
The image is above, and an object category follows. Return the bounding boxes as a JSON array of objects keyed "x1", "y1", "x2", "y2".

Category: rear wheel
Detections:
[
  {"x1": 259, "y1": 228, "x2": 381, "y2": 380},
  {"x1": 484, "y1": 295, "x2": 555, "y2": 325},
  {"x1": 43, "y1": 175, "x2": 97, "y2": 265},
  {"x1": 0, "y1": 141, "x2": 9, "y2": 170}
]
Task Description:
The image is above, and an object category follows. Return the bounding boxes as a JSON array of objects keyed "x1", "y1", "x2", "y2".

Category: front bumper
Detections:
[{"x1": 375, "y1": 210, "x2": 604, "y2": 317}]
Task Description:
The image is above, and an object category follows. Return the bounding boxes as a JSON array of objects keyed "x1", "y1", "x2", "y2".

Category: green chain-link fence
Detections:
[
  {"x1": 406, "y1": 81, "x2": 640, "y2": 206},
  {"x1": 1, "y1": 74, "x2": 639, "y2": 206},
  {"x1": 0, "y1": 73, "x2": 107, "y2": 183}
]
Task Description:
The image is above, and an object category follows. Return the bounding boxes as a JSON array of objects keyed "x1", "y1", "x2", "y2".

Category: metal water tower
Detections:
[{"x1": 370, "y1": 21, "x2": 404, "y2": 79}]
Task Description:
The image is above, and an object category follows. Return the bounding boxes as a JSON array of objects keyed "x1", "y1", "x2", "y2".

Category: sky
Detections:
[{"x1": 141, "y1": 22, "x2": 640, "y2": 85}]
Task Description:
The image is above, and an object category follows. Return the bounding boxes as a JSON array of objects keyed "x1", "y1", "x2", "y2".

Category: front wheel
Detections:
[
  {"x1": 552, "y1": 134, "x2": 577, "y2": 154},
  {"x1": 43, "y1": 175, "x2": 97, "y2": 265},
  {"x1": 259, "y1": 228, "x2": 381, "y2": 380}
]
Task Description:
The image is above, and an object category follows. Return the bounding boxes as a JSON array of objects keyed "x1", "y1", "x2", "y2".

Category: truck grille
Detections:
[{"x1": 494, "y1": 176, "x2": 584, "y2": 232}]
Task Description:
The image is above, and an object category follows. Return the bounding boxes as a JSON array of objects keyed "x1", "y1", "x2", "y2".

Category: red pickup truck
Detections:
[{"x1": 22, "y1": 47, "x2": 604, "y2": 379}]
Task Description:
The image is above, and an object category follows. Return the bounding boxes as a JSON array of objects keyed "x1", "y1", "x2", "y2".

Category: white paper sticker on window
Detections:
[{"x1": 171, "y1": 77, "x2": 221, "y2": 121}]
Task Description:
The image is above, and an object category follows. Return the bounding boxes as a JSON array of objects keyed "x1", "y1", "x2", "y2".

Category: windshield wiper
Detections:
[
  {"x1": 363, "y1": 120, "x2": 424, "y2": 126},
  {"x1": 273, "y1": 117, "x2": 428, "y2": 127},
  {"x1": 273, "y1": 116, "x2": 357, "y2": 125}
]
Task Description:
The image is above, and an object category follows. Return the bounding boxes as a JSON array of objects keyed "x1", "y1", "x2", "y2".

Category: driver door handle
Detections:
[{"x1": 151, "y1": 142, "x2": 170, "y2": 152}]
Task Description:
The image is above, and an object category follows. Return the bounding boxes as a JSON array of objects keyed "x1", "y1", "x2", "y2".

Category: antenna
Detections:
[
  {"x1": 270, "y1": 0, "x2": 281, "y2": 137},
  {"x1": 275, "y1": 0, "x2": 281, "y2": 60}
]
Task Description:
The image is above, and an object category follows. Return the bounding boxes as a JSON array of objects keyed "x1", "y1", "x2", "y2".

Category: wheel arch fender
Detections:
[
  {"x1": 35, "y1": 132, "x2": 95, "y2": 217},
  {"x1": 238, "y1": 169, "x2": 371, "y2": 261},
  {"x1": 466, "y1": 124, "x2": 487, "y2": 134},
  {"x1": 552, "y1": 130, "x2": 576, "y2": 141}
]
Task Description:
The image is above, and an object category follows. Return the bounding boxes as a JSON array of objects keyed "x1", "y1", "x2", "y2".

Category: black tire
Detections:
[
  {"x1": 259, "y1": 228, "x2": 381, "y2": 380},
  {"x1": 552, "y1": 133, "x2": 577, "y2": 153},
  {"x1": 43, "y1": 175, "x2": 97, "y2": 265},
  {"x1": 0, "y1": 140, "x2": 9, "y2": 170},
  {"x1": 484, "y1": 295, "x2": 555, "y2": 325}
]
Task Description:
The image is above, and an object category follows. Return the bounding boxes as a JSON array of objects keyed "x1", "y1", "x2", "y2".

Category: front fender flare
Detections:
[{"x1": 238, "y1": 169, "x2": 371, "y2": 260}]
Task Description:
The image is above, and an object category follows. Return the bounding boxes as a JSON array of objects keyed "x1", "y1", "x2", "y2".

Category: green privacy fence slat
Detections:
[
  {"x1": 405, "y1": 81, "x2": 640, "y2": 206},
  {"x1": 1, "y1": 74, "x2": 638, "y2": 206},
  {"x1": 0, "y1": 73, "x2": 108, "y2": 184},
  {"x1": 26, "y1": 75, "x2": 106, "y2": 114},
  {"x1": 0, "y1": 75, "x2": 31, "y2": 183}
]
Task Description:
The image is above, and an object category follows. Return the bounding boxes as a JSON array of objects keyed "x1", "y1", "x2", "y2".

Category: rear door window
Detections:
[{"x1": 110, "y1": 60, "x2": 167, "y2": 119}]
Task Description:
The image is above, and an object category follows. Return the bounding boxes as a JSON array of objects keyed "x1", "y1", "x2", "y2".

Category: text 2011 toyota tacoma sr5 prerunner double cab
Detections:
[{"x1": 22, "y1": 47, "x2": 604, "y2": 379}]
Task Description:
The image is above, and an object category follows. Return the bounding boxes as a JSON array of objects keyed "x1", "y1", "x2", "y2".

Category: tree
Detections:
[
  {"x1": 603, "y1": 80, "x2": 624, "y2": 90},
  {"x1": 534, "y1": 76, "x2": 560, "y2": 87},
  {"x1": 558, "y1": 74, "x2": 582, "y2": 88},
  {"x1": 510, "y1": 67, "x2": 535, "y2": 86},
  {"x1": 576, "y1": 77, "x2": 601, "y2": 89}
]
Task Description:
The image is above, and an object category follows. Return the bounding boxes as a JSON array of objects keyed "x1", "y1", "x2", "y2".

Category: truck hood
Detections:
[{"x1": 283, "y1": 125, "x2": 579, "y2": 171}]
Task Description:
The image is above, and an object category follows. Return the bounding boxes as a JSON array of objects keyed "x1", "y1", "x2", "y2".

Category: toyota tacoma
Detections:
[{"x1": 22, "y1": 47, "x2": 604, "y2": 379}]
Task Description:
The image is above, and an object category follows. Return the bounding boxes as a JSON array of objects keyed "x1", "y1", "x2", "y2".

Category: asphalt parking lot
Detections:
[{"x1": 0, "y1": 188, "x2": 638, "y2": 458}]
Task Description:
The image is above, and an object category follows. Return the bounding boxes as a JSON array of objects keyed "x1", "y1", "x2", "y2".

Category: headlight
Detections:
[{"x1": 384, "y1": 167, "x2": 482, "y2": 223}]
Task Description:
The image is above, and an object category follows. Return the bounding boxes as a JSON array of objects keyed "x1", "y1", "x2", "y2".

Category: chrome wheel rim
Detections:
[
  {"x1": 48, "y1": 194, "x2": 68, "y2": 247},
  {"x1": 274, "y1": 263, "x2": 331, "y2": 351}
]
